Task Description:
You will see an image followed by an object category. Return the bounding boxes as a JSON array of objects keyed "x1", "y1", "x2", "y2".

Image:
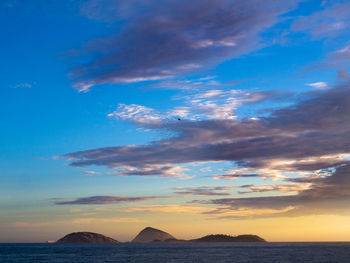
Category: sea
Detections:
[{"x1": 1, "y1": 242, "x2": 350, "y2": 263}]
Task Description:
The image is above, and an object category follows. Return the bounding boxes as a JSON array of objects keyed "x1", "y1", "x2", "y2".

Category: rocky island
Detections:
[
  {"x1": 131, "y1": 227, "x2": 265, "y2": 243},
  {"x1": 132, "y1": 227, "x2": 176, "y2": 243},
  {"x1": 56, "y1": 232, "x2": 118, "y2": 243},
  {"x1": 55, "y1": 227, "x2": 266, "y2": 243},
  {"x1": 193, "y1": 234, "x2": 266, "y2": 242}
]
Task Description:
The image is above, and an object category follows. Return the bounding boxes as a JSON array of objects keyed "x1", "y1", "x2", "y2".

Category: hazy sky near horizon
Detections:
[{"x1": 2, "y1": 0, "x2": 350, "y2": 242}]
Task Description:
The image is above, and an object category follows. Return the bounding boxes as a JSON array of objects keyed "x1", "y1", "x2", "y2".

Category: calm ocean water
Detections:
[{"x1": 1, "y1": 242, "x2": 350, "y2": 263}]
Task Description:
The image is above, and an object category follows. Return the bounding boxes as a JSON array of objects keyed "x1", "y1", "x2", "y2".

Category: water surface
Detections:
[{"x1": 1, "y1": 242, "x2": 350, "y2": 263}]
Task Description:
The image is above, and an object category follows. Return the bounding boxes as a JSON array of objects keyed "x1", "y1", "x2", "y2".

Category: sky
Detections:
[{"x1": 1, "y1": 0, "x2": 350, "y2": 242}]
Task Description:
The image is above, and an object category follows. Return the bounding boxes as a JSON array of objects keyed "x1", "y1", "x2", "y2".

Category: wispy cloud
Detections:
[
  {"x1": 10, "y1": 82, "x2": 34, "y2": 89},
  {"x1": 202, "y1": 206, "x2": 296, "y2": 219},
  {"x1": 199, "y1": 163, "x2": 350, "y2": 218},
  {"x1": 70, "y1": 0, "x2": 302, "y2": 91},
  {"x1": 111, "y1": 165, "x2": 190, "y2": 178},
  {"x1": 108, "y1": 104, "x2": 163, "y2": 124},
  {"x1": 82, "y1": 170, "x2": 100, "y2": 176},
  {"x1": 107, "y1": 88, "x2": 286, "y2": 124},
  {"x1": 238, "y1": 183, "x2": 311, "y2": 195},
  {"x1": 143, "y1": 76, "x2": 223, "y2": 90},
  {"x1": 55, "y1": 195, "x2": 170, "y2": 205},
  {"x1": 65, "y1": 86, "x2": 350, "y2": 172},
  {"x1": 291, "y1": 2, "x2": 350, "y2": 39},
  {"x1": 63, "y1": 84, "x2": 350, "y2": 217},
  {"x1": 173, "y1": 186, "x2": 236, "y2": 196},
  {"x1": 305, "y1": 82, "x2": 328, "y2": 90},
  {"x1": 328, "y1": 44, "x2": 350, "y2": 62}
]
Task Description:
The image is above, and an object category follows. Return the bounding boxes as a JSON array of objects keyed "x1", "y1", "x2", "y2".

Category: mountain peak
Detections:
[
  {"x1": 142, "y1": 227, "x2": 161, "y2": 232},
  {"x1": 132, "y1": 227, "x2": 176, "y2": 242}
]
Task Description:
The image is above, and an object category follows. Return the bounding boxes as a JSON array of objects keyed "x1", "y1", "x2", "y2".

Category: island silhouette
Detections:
[
  {"x1": 132, "y1": 227, "x2": 175, "y2": 242},
  {"x1": 57, "y1": 232, "x2": 118, "y2": 243},
  {"x1": 56, "y1": 227, "x2": 266, "y2": 243}
]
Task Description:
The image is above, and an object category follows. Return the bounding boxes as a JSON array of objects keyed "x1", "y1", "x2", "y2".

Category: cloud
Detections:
[
  {"x1": 108, "y1": 104, "x2": 163, "y2": 124},
  {"x1": 173, "y1": 186, "x2": 236, "y2": 196},
  {"x1": 213, "y1": 173, "x2": 263, "y2": 180},
  {"x1": 80, "y1": 166, "x2": 189, "y2": 178},
  {"x1": 328, "y1": 44, "x2": 350, "y2": 62},
  {"x1": 71, "y1": 0, "x2": 302, "y2": 91},
  {"x1": 202, "y1": 206, "x2": 296, "y2": 219},
  {"x1": 201, "y1": 163, "x2": 350, "y2": 218},
  {"x1": 111, "y1": 165, "x2": 190, "y2": 178},
  {"x1": 65, "y1": 85, "x2": 350, "y2": 170},
  {"x1": 305, "y1": 81, "x2": 328, "y2": 90},
  {"x1": 143, "y1": 76, "x2": 224, "y2": 90},
  {"x1": 107, "y1": 88, "x2": 289, "y2": 124},
  {"x1": 214, "y1": 153, "x2": 350, "y2": 181},
  {"x1": 10, "y1": 82, "x2": 34, "y2": 89},
  {"x1": 82, "y1": 170, "x2": 100, "y2": 176},
  {"x1": 121, "y1": 202, "x2": 296, "y2": 218},
  {"x1": 55, "y1": 195, "x2": 169, "y2": 205},
  {"x1": 238, "y1": 183, "x2": 311, "y2": 194},
  {"x1": 213, "y1": 163, "x2": 294, "y2": 181},
  {"x1": 63, "y1": 84, "x2": 350, "y2": 217},
  {"x1": 291, "y1": 2, "x2": 350, "y2": 39}
]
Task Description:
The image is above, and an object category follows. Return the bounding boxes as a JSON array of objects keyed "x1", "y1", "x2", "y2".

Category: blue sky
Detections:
[{"x1": 2, "y1": 0, "x2": 350, "y2": 242}]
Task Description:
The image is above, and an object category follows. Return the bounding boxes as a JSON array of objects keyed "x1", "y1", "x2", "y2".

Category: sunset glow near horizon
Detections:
[{"x1": 2, "y1": 0, "x2": 350, "y2": 243}]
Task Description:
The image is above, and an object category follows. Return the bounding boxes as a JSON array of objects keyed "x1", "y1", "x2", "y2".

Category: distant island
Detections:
[
  {"x1": 55, "y1": 227, "x2": 266, "y2": 243},
  {"x1": 132, "y1": 227, "x2": 175, "y2": 243},
  {"x1": 192, "y1": 234, "x2": 266, "y2": 242},
  {"x1": 56, "y1": 232, "x2": 118, "y2": 243}
]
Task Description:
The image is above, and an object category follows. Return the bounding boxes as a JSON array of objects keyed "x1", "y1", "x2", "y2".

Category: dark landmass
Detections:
[
  {"x1": 55, "y1": 228, "x2": 266, "y2": 244},
  {"x1": 132, "y1": 227, "x2": 176, "y2": 243},
  {"x1": 56, "y1": 232, "x2": 118, "y2": 243},
  {"x1": 193, "y1": 234, "x2": 266, "y2": 242}
]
